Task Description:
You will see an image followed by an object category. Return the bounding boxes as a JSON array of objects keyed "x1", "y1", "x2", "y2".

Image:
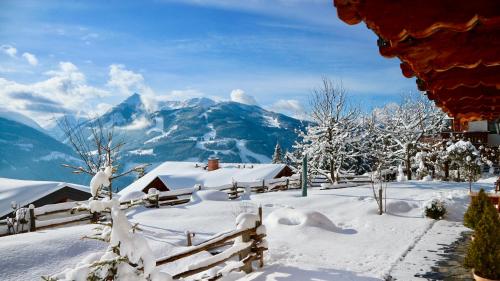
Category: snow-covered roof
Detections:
[
  {"x1": 119, "y1": 161, "x2": 289, "y2": 195},
  {"x1": 0, "y1": 178, "x2": 90, "y2": 218}
]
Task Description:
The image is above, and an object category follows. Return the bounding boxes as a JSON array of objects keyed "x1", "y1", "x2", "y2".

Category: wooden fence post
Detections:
[
  {"x1": 29, "y1": 204, "x2": 36, "y2": 232},
  {"x1": 239, "y1": 230, "x2": 253, "y2": 273},
  {"x1": 378, "y1": 188, "x2": 383, "y2": 215},
  {"x1": 186, "y1": 231, "x2": 192, "y2": 246},
  {"x1": 257, "y1": 206, "x2": 264, "y2": 268},
  {"x1": 155, "y1": 193, "x2": 160, "y2": 208},
  {"x1": 285, "y1": 178, "x2": 289, "y2": 190},
  {"x1": 232, "y1": 181, "x2": 238, "y2": 199},
  {"x1": 262, "y1": 179, "x2": 265, "y2": 192},
  {"x1": 91, "y1": 211, "x2": 100, "y2": 223}
]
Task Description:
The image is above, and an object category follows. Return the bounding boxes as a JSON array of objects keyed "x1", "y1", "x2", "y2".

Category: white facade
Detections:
[
  {"x1": 468, "y1": 120, "x2": 500, "y2": 146},
  {"x1": 468, "y1": 120, "x2": 488, "y2": 132}
]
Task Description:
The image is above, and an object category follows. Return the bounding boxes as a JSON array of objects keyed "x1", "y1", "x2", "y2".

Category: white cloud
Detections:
[
  {"x1": 89, "y1": 102, "x2": 113, "y2": 116},
  {"x1": 118, "y1": 116, "x2": 151, "y2": 130},
  {"x1": 271, "y1": 99, "x2": 304, "y2": 112},
  {"x1": 0, "y1": 61, "x2": 109, "y2": 126},
  {"x1": 1, "y1": 45, "x2": 17, "y2": 58},
  {"x1": 22, "y1": 52, "x2": 38, "y2": 66},
  {"x1": 107, "y1": 64, "x2": 157, "y2": 111},
  {"x1": 269, "y1": 99, "x2": 307, "y2": 119},
  {"x1": 230, "y1": 89, "x2": 257, "y2": 105},
  {"x1": 166, "y1": 0, "x2": 336, "y2": 27},
  {"x1": 157, "y1": 89, "x2": 205, "y2": 101},
  {"x1": 107, "y1": 64, "x2": 149, "y2": 94}
]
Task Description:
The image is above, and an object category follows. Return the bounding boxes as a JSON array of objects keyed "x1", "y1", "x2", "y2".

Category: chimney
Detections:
[{"x1": 207, "y1": 157, "x2": 219, "y2": 171}]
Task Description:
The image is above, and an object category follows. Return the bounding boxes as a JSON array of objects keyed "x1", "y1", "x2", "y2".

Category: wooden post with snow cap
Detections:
[
  {"x1": 257, "y1": 205, "x2": 264, "y2": 268},
  {"x1": 238, "y1": 212, "x2": 257, "y2": 274},
  {"x1": 29, "y1": 204, "x2": 36, "y2": 232},
  {"x1": 302, "y1": 155, "x2": 308, "y2": 197}
]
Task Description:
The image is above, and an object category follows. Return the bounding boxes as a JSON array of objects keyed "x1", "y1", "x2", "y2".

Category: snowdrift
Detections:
[
  {"x1": 191, "y1": 190, "x2": 228, "y2": 203},
  {"x1": 386, "y1": 200, "x2": 418, "y2": 213},
  {"x1": 265, "y1": 208, "x2": 342, "y2": 232}
]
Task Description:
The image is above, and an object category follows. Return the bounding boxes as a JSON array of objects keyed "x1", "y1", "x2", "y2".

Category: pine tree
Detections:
[
  {"x1": 464, "y1": 195, "x2": 500, "y2": 279},
  {"x1": 464, "y1": 189, "x2": 490, "y2": 229},
  {"x1": 272, "y1": 142, "x2": 283, "y2": 164}
]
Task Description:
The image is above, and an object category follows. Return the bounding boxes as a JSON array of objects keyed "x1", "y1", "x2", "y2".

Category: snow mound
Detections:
[
  {"x1": 387, "y1": 200, "x2": 417, "y2": 213},
  {"x1": 119, "y1": 191, "x2": 146, "y2": 202},
  {"x1": 236, "y1": 213, "x2": 259, "y2": 230},
  {"x1": 191, "y1": 190, "x2": 228, "y2": 202},
  {"x1": 265, "y1": 208, "x2": 340, "y2": 232}
]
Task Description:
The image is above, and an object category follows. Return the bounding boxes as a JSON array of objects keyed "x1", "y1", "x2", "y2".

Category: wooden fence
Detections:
[
  {"x1": 155, "y1": 207, "x2": 266, "y2": 280},
  {"x1": 0, "y1": 174, "x2": 369, "y2": 237}
]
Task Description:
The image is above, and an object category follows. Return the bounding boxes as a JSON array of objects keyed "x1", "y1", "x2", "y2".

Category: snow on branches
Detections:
[
  {"x1": 293, "y1": 78, "x2": 360, "y2": 183},
  {"x1": 90, "y1": 166, "x2": 113, "y2": 198},
  {"x1": 446, "y1": 140, "x2": 482, "y2": 191},
  {"x1": 369, "y1": 94, "x2": 447, "y2": 180},
  {"x1": 46, "y1": 169, "x2": 171, "y2": 281}
]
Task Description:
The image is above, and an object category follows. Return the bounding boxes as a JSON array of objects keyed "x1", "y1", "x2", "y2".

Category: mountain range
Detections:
[{"x1": 0, "y1": 94, "x2": 306, "y2": 188}]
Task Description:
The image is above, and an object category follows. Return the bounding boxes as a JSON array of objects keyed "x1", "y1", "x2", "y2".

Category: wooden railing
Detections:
[
  {"x1": 0, "y1": 188, "x2": 197, "y2": 237},
  {"x1": 156, "y1": 207, "x2": 266, "y2": 280},
  {"x1": 0, "y1": 174, "x2": 367, "y2": 237}
]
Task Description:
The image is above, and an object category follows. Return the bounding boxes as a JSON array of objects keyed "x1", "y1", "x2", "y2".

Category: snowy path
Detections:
[{"x1": 389, "y1": 220, "x2": 469, "y2": 280}]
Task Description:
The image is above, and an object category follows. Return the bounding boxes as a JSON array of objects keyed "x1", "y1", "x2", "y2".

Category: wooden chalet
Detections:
[{"x1": 0, "y1": 178, "x2": 90, "y2": 219}]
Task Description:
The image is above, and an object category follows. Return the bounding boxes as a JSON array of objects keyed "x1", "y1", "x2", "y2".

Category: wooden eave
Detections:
[{"x1": 333, "y1": 0, "x2": 500, "y2": 121}]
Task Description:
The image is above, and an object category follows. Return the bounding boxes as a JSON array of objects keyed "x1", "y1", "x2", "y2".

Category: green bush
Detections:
[
  {"x1": 464, "y1": 197, "x2": 500, "y2": 279},
  {"x1": 424, "y1": 199, "x2": 446, "y2": 220},
  {"x1": 464, "y1": 189, "x2": 490, "y2": 229}
]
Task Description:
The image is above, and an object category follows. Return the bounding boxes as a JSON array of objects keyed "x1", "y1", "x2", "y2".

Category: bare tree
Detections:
[{"x1": 58, "y1": 116, "x2": 149, "y2": 197}]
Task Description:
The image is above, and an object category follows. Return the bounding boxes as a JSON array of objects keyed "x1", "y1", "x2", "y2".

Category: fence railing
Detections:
[
  {"x1": 156, "y1": 207, "x2": 266, "y2": 280},
  {"x1": 0, "y1": 174, "x2": 369, "y2": 237}
]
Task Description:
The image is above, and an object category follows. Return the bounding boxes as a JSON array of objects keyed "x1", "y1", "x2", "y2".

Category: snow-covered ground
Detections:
[{"x1": 0, "y1": 179, "x2": 496, "y2": 281}]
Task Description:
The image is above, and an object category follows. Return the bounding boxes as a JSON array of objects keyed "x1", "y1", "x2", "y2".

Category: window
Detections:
[{"x1": 487, "y1": 119, "x2": 500, "y2": 134}]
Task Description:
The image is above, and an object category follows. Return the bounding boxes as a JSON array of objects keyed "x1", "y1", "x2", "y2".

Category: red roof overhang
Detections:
[{"x1": 333, "y1": 0, "x2": 500, "y2": 121}]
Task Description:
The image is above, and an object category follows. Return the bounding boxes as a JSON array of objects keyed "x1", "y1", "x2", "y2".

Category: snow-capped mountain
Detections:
[
  {"x1": 0, "y1": 93, "x2": 306, "y2": 188},
  {"x1": 0, "y1": 108, "x2": 45, "y2": 132},
  {"x1": 44, "y1": 113, "x2": 89, "y2": 140},
  {"x1": 91, "y1": 93, "x2": 306, "y2": 166},
  {"x1": 0, "y1": 116, "x2": 88, "y2": 184}
]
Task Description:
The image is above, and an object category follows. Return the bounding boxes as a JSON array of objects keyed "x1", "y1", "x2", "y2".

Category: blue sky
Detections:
[{"x1": 0, "y1": 0, "x2": 417, "y2": 125}]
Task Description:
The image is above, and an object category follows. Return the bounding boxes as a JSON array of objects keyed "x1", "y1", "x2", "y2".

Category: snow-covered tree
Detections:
[
  {"x1": 372, "y1": 93, "x2": 447, "y2": 180},
  {"x1": 446, "y1": 140, "x2": 481, "y2": 191},
  {"x1": 272, "y1": 142, "x2": 283, "y2": 164},
  {"x1": 294, "y1": 78, "x2": 360, "y2": 183},
  {"x1": 425, "y1": 141, "x2": 450, "y2": 180},
  {"x1": 45, "y1": 170, "x2": 171, "y2": 281}
]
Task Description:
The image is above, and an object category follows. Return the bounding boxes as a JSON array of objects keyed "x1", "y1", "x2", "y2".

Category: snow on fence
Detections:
[
  {"x1": 0, "y1": 174, "x2": 368, "y2": 237},
  {"x1": 311, "y1": 174, "x2": 373, "y2": 189},
  {"x1": 0, "y1": 201, "x2": 98, "y2": 236},
  {"x1": 156, "y1": 207, "x2": 267, "y2": 280},
  {"x1": 212, "y1": 176, "x2": 301, "y2": 200}
]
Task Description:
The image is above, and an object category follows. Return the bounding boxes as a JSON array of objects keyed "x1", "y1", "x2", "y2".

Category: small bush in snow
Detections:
[
  {"x1": 464, "y1": 196, "x2": 500, "y2": 279},
  {"x1": 424, "y1": 199, "x2": 446, "y2": 220},
  {"x1": 464, "y1": 188, "x2": 490, "y2": 230}
]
